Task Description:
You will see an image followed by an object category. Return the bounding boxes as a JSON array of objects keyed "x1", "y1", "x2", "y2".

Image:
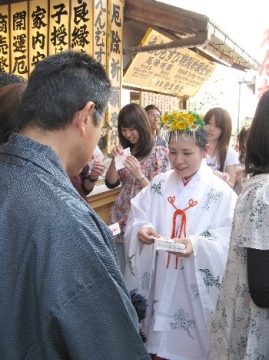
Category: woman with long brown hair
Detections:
[
  {"x1": 204, "y1": 107, "x2": 238, "y2": 188},
  {"x1": 105, "y1": 103, "x2": 170, "y2": 273}
]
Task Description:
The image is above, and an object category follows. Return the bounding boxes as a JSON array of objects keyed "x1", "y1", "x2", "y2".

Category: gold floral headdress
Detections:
[{"x1": 159, "y1": 110, "x2": 205, "y2": 132}]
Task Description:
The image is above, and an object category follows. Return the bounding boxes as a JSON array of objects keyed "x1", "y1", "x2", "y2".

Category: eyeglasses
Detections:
[
  {"x1": 78, "y1": 101, "x2": 112, "y2": 135},
  {"x1": 149, "y1": 113, "x2": 161, "y2": 119},
  {"x1": 94, "y1": 103, "x2": 112, "y2": 136},
  {"x1": 94, "y1": 103, "x2": 105, "y2": 119}
]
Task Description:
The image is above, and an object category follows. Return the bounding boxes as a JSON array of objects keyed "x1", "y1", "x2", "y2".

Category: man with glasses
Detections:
[
  {"x1": 145, "y1": 104, "x2": 167, "y2": 147},
  {"x1": 0, "y1": 51, "x2": 150, "y2": 360}
]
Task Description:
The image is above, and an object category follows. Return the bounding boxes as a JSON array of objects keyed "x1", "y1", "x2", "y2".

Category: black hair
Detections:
[
  {"x1": 0, "y1": 72, "x2": 26, "y2": 90},
  {"x1": 118, "y1": 103, "x2": 154, "y2": 158},
  {"x1": 245, "y1": 89, "x2": 269, "y2": 175},
  {"x1": 168, "y1": 127, "x2": 208, "y2": 149},
  {"x1": 144, "y1": 104, "x2": 161, "y2": 114},
  {"x1": 237, "y1": 124, "x2": 250, "y2": 164},
  {"x1": 18, "y1": 50, "x2": 111, "y2": 131}
]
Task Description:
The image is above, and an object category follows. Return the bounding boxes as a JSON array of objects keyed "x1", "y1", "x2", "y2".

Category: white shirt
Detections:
[{"x1": 206, "y1": 146, "x2": 239, "y2": 170}]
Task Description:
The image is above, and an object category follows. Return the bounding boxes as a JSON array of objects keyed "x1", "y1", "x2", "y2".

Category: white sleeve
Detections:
[
  {"x1": 123, "y1": 184, "x2": 156, "y2": 296},
  {"x1": 225, "y1": 147, "x2": 239, "y2": 166}
]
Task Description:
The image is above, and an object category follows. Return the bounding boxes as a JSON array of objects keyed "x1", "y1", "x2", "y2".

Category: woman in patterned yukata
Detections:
[
  {"x1": 105, "y1": 103, "x2": 170, "y2": 273},
  {"x1": 208, "y1": 89, "x2": 269, "y2": 359},
  {"x1": 124, "y1": 111, "x2": 237, "y2": 360}
]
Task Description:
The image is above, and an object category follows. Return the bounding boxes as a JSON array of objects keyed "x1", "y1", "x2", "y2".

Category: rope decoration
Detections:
[{"x1": 166, "y1": 197, "x2": 198, "y2": 268}]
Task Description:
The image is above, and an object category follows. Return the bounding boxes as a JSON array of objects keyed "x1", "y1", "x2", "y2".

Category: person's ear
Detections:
[
  {"x1": 77, "y1": 101, "x2": 95, "y2": 136},
  {"x1": 203, "y1": 143, "x2": 210, "y2": 158}
]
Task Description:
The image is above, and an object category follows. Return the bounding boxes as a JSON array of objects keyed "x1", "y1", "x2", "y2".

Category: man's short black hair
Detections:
[{"x1": 18, "y1": 51, "x2": 111, "y2": 131}]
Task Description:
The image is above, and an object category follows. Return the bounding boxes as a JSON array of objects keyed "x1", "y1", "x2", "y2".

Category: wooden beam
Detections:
[
  {"x1": 0, "y1": 0, "x2": 28, "y2": 3},
  {"x1": 124, "y1": 0, "x2": 208, "y2": 35},
  {"x1": 123, "y1": 31, "x2": 208, "y2": 55}
]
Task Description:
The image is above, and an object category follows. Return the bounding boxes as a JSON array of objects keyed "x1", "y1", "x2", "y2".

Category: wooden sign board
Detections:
[
  {"x1": 106, "y1": 0, "x2": 123, "y2": 152},
  {"x1": 123, "y1": 28, "x2": 216, "y2": 98},
  {"x1": 140, "y1": 91, "x2": 179, "y2": 113}
]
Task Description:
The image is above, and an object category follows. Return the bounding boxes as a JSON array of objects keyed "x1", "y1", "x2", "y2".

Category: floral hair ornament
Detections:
[
  {"x1": 159, "y1": 110, "x2": 205, "y2": 142},
  {"x1": 159, "y1": 110, "x2": 205, "y2": 132}
]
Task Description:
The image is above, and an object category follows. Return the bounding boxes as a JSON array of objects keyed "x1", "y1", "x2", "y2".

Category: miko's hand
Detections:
[
  {"x1": 170, "y1": 237, "x2": 193, "y2": 257},
  {"x1": 137, "y1": 227, "x2": 160, "y2": 245}
]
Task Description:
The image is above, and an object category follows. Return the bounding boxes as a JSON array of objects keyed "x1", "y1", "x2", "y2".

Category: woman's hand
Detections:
[
  {"x1": 90, "y1": 160, "x2": 106, "y2": 179},
  {"x1": 111, "y1": 145, "x2": 124, "y2": 158},
  {"x1": 213, "y1": 169, "x2": 235, "y2": 189},
  {"x1": 137, "y1": 227, "x2": 160, "y2": 245},
  {"x1": 106, "y1": 146, "x2": 123, "y2": 184},
  {"x1": 124, "y1": 155, "x2": 143, "y2": 179},
  {"x1": 170, "y1": 237, "x2": 193, "y2": 257},
  {"x1": 213, "y1": 169, "x2": 229, "y2": 181}
]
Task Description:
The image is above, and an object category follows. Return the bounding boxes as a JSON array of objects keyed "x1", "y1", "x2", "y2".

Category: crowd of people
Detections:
[{"x1": 0, "y1": 49, "x2": 268, "y2": 359}]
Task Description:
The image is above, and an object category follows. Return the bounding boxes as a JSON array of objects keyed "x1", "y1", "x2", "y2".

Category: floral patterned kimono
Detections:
[
  {"x1": 208, "y1": 174, "x2": 269, "y2": 359},
  {"x1": 108, "y1": 146, "x2": 170, "y2": 243},
  {"x1": 124, "y1": 159, "x2": 237, "y2": 360}
]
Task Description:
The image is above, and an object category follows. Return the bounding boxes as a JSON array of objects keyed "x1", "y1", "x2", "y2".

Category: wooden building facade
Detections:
[{"x1": 0, "y1": 0, "x2": 260, "y2": 220}]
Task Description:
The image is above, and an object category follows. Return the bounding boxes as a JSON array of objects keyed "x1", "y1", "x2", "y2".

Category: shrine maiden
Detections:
[{"x1": 124, "y1": 111, "x2": 237, "y2": 360}]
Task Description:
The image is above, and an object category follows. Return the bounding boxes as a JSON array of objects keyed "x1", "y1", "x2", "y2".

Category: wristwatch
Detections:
[{"x1": 88, "y1": 175, "x2": 98, "y2": 183}]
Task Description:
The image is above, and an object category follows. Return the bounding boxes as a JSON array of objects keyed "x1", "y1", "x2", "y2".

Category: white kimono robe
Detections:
[{"x1": 124, "y1": 159, "x2": 237, "y2": 360}]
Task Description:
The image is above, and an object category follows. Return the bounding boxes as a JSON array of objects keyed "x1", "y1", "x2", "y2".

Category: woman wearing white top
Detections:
[{"x1": 204, "y1": 107, "x2": 239, "y2": 188}]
